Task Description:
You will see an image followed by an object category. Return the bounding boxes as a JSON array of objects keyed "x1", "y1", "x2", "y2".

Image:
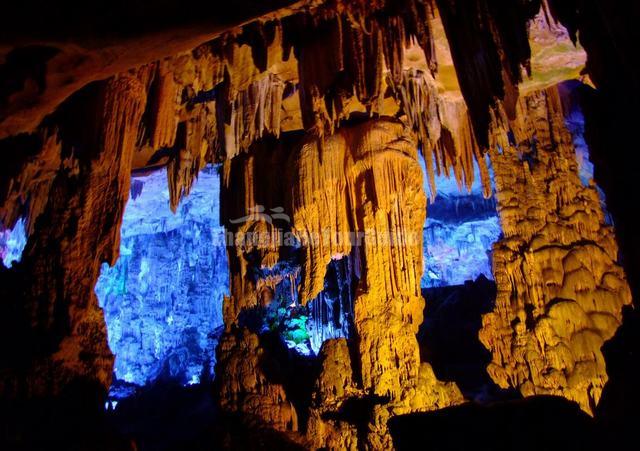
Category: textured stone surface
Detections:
[
  {"x1": 0, "y1": 75, "x2": 146, "y2": 398},
  {"x1": 420, "y1": 156, "x2": 501, "y2": 288},
  {"x1": 480, "y1": 86, "x2": 632, "y2": 414},
  {"x1": 2, "y1": 1, "x2": 636, "y2": 449},
  {"x1": 95, "y1": 167, "x2": 227, "y2": 388},
  {"x1": 216, "y1": 119, "x2": 462, "y2": 448}
]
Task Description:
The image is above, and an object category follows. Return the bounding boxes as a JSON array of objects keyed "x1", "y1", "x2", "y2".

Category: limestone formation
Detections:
[
  {"x1": 480, "y1": 86, "x2": 632, "y2": 415},
  {"x1": 215, "y1": 118, "x2": 462, "y2": 447},
  {"x1": 1, "y1": 0, "x2": 636, "y2": 449},
  {"x1": 0, "y1": 74, "x2": 147, "y2": 397}
]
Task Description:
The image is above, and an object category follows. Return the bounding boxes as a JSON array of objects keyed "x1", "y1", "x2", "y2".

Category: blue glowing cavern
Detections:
[
  {"x1": 95, "y1": 166, "x2": 228, "y2": 390},
  {"x1": 419, "y1": 155, "x2": 501, "y2": 289},
  {"x1": 94, "y1": 164, "x2": 356, "y2": 398}
]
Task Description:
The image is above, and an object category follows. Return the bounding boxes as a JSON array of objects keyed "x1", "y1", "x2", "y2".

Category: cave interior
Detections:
[{"x1": 1, "y1": 1, "x2": 640, "y2": 450}]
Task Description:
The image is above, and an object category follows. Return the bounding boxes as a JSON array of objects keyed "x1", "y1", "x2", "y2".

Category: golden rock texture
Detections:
[
  {"x1": 214, "y1": 136, "x2": 302, "y2": 435},
  {"x1": 217, "y1": 329, "x2": 299, "y2": 432},
  {"x1": 480, "y1": 86, "x2": 632, "y2": 415},
  {"x1": 216, "y1": 118, "x2": 462, "y2": 447},
  {"x1": 291, "y1": 119, "x2": 425, "y2": 394}
]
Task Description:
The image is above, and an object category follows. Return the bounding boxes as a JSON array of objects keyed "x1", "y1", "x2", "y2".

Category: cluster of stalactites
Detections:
[
  {"x1": 288, "y1": 119, "x2": 453, "y2": 305},
  {"x1": 151, "y1": 0, "x2": 441, "y2": 210},
  {"x1": 1, "y1": 0, "x2": 549, "y2": 241},
  {"x1": 436, "y1": 0, "x2": 542, "y2": 148},
  {"x1": 285, "y1": 0, "x2": 437, "y2": 135},
  {"x1": 396, "y1": 69, "x2": 492, "y2": 201}
]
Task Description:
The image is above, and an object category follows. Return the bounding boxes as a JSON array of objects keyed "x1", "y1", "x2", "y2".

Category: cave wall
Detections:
[
  {"x1": 420, "y1": 155, "x2": 501, "y2": 288},
  {"x1": 95, "y1": 167, "x2": 227, "y2": 389},
  {"x1": 0, "y1": 75, "x2": 146, "y2": 398}
]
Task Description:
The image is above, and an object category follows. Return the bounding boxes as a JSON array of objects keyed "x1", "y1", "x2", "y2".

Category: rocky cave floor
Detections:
[{"x1": 4, "y1": 279, "x2": 636, "y2": 451}]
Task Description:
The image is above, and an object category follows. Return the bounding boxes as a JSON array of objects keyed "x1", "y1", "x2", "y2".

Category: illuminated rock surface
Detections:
[
  {"x1": 0, "y1": 218, "x2": 26, "y2": 267},
  {"x1": 95, "y1": 166, "x2": 227, "y2": 390},
  {"x1": 480, "y1": 86, "x2": 632, "y2": 415},
  {"x1": 1, "y1": 1, "x2": 637, "y2": 450},
  {"x1": 420, "y1": 155, "x2": 501, "y2": 288}
]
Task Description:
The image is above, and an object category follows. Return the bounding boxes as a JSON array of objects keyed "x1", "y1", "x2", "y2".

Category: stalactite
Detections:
[
  {"x1": 401, "y1": 0, "x2": 438, "y2": 73},
  {"x1": 437, "y1": 98, "x2": 491, "y2": 196},
  {"x1": 0, "y1": 132, "x2": 61, "y2": 237},
  {"x1": 436, "y1": 0, "x2": 541, "y2": 148},
  {"x1": 223, "y1": 73, "x2": 285, "y2": 158},
  {"x1": 396, "y1": 69, "x2": 492, "y2": 200},
  {"x1": 215, "y1": 136, "x2": 301, "y2": 432},
  {"x1": 166, "y1": 119, "x2": 207, "y2": 212},
  {"x1": 148, "y1": 61, "x2": 179, "y2": 150},
  {"x1": 397, "y1": 68, "x2": 440, "y2": 200},
  {"x1": 380, "y1": 15, "x2": 406, "y2": 86},
  {"x1": 290, "y1": 13, "x2": 346, "y2": 134},
  {"x1": 342, "y1": 15, "x2": 384, "y2": 108},
  {"x1": 0, "y1": 1, "x2": 619, "y2": 448}
]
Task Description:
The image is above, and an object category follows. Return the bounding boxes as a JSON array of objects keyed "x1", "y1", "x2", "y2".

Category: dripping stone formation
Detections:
[{"x1": 1, "y1": 1, "x2": 639, "y2": 450}]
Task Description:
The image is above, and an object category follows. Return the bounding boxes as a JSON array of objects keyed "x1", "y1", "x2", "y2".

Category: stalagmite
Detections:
[{"x1": 480, "y1": 86, "x2": 632, "y2": 415}]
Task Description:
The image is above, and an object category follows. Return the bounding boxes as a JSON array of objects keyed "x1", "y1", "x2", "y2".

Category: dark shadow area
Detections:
[
  {"x1": 234, "y1": 307, "x2": 319, "y2": 434},
  {"x1": 574, "y1": 79, "x2": 640, "y2": 449},
  {"x1": 0, "y1": 46, "x2": 59, "y2": 107},
  {"x1": 107, "y1": 379, "x2": 307, "y2": 451},
  {"x1": 595, "y1": 306, "x2": 640, "y2": 450},
  {"x1": 107, "y1": 381, "x2": 217, "y2": 451},
  {"x1": 0, "y1": 380, "x2": 130, "y2": 451},
  {"x1": 1, "y1": 1, "x2": 299, "y2": 42},
  {"x1": 418, "y1": 275, "x2": 514, "y2": 401},
  {"x1": 256, "y1": 330, "x2": 320, "y2": 434},
  {"x1": 323, "y1": 394, "x2": 391, "y2": 447},
  {"x1": 389, "y1": 396, "x2": 598, "y2": 451}
]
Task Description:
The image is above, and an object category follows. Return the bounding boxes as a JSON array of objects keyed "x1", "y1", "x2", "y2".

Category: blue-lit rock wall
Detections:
[
  {"x1": 0, "y1": 217, "x2": 26, "y2": 268},
  {"x1": 419, "y1": 155, "x2": 502, "y2": 288},
  {"x1": 95, "y1": 166, "x2": 228, "y2": 389}
]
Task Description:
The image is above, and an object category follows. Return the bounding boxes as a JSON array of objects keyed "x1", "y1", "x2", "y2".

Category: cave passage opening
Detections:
[
  {"x1": 419, "y1": 153, "x2": 501, "y2": 289},
  {"x1": 417, "y1": 151, "x2": 502, "y2": 399},
  {"x1": 95, "y1": 165, "x2": 228, "y2": 401},
  {"x1": 244, "y1": 253, "x2": 358, "y2": 357}
]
